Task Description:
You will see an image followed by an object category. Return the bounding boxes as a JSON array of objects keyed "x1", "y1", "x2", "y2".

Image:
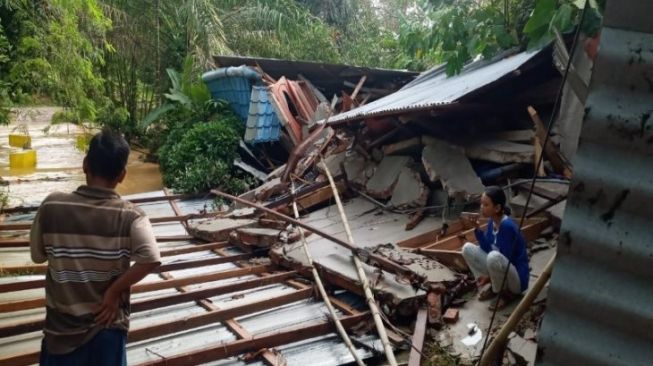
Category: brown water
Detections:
[{"x1": 0, "y1": 107, "x2": 163, "y2": 208}]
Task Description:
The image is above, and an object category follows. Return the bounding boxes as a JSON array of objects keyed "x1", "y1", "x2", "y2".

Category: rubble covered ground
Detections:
[{"x1": 1, "y1": 48, "x2": 573, "y2": 365}]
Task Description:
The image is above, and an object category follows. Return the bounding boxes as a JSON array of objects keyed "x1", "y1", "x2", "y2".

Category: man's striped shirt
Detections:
[{"x1": 30, "y1": 185, "x2": 160, "y2": 354}]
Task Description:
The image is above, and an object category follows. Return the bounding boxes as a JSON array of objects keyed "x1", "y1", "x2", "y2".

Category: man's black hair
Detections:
[{"x1": 86, "y1": 129, "x2": 130, "y2": 181}]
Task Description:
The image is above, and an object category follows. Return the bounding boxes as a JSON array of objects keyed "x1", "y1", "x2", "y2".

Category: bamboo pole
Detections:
[
  {"x1": 320, "y1": 158, "x2": 398, "y2": 366},
  {"x1": 209, "y1": 191, "x2": 415, "y2": 280},
  {"x1": 479, "y1": 253, "x2": 556, "y2": 366},
  {"x1": 290, "y1": 181, "x2": 365, "y2": 366}
]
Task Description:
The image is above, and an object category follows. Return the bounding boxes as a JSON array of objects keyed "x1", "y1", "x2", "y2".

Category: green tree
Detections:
[
  {"x1": 0, "y1": 0, "x2": 109, "y2": 120},
  {"x1": 394, "y1": 0, "x2": 603, "y2": 74}
]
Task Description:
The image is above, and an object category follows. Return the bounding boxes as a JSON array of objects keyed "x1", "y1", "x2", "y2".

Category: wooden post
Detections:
[
  {"x1": 479, "y1": 254, "x2": 556, "y2": 366},
  {"x1": 320, "y1": 157, "x2": 398, "y2": 366},
  {"x1": 290, "y1": 181, "x2": 365, "y2": 366}
]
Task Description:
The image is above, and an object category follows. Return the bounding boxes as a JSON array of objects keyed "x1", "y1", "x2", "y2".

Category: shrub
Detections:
[{"x1": 158, "y1": 111, "x2": 252, "y2": 194}]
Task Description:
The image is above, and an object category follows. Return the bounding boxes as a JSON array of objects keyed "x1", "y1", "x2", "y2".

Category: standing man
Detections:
[{"x1": 30, "y1": 129, "x2": 161, "y2": 365}]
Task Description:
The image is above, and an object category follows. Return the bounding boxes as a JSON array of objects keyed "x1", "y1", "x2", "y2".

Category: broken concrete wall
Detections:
[{"x1": 422, "y1": 137, "x2": 484, "y2": 199}]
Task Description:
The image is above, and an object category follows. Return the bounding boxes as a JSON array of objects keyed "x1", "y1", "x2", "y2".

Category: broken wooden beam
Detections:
[
  {"x1": 479, "y1": 254, "x2": 556, "y2": 366},
  {"x1": 157, "y1": 252, "x2": 255, "y2": 272},
  {"x1": 136, "y1": 312, "x2": 371, "y2": 366},
  {"x1": 0, "y1": 265, "x2": 274, "y2": 313},
  {"x1": 129, "y1": 287, "x2": 313, "y2": 343},
  {"x1": 131, "y1": 271, "x2": 297, "y2": 312},
  {"x1": 158, "y1": 241, "x2": 229, "y2": 257},
  {"x1": 0, "y1": 272, "x2": 297, "y2": 337},
  {"x1": 528, "y1": 106, "x2": 573, "y2": 178},
  {"x1": 211, "y1": 189, "x2": 422, "y2": 284},
  {"x1": 321, "y1": 157, "x2": 398, "y2": 366},
  {"x1": 407, "y1": 307, "x2": 428, "y2": 366},
  {"x1": 289, "y1": 181, "x2": 365, "y2": 366}
]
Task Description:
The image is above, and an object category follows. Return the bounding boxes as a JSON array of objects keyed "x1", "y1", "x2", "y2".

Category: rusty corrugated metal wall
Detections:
[{"x1": 537, "y1": 1, "x2": 653, "y2": 365}]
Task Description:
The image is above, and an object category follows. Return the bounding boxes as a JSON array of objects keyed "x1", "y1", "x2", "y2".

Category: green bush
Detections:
[
  {"x1": 51, "y1": 110, "x2": 81, "y2": 124},
  {"x1": 96, "y1": 101, "x2": 131, "y2": 136},
  {"x1": 158, "y1": 111, "x2": 253, "y2": 194}
]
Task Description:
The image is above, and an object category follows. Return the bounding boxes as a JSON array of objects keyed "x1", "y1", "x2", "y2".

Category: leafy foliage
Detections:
[
  {"x1": 523, "y1": 0, "x2": 603, "y2": 49},
  {"x1": 395, "y1": 0, "x2": 603, "y2": 74},
  {"x1": 158, "y1": 115, "x2": 253, "y2": 194}
]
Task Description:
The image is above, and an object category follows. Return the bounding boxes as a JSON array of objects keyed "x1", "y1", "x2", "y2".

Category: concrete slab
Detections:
[
  {"x1": 422, "y1": 139, "x2": 484, "y2": 199},
  {"x1": 389, "y1": 167, "x2": 429, "y2": 209},
  {"x1": 507, "y1": 332, "x2": 537, "y2": 365},
  {"x1": 342, "y1": 151, "x2": 372, "y2": 188},
  {"x1": 365, "y1": 155, "x2": 412, "y2": 199},
  {"x1": 188, "y1": 218, "x2": 258, "y2": 242},
  {"x1": 272, "y1": 197, "x2": 447, "y2": 308},
  {"x1": 231, "y1": 227, "x2": 284, "y2": 248},
  {"x1": 317, "y1": 150, "x2": 346, "y2": 177},
  {"x1": 371, "y1": 243, "x2": 456, "y2": 284},
  {"x1": 464, "y1": 140, "x2": 534, "y2": 164}
]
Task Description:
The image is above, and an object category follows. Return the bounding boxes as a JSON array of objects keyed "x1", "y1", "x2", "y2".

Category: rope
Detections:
[{"x1": 476, "y1": 1, "x2": 591, "y2": 364}]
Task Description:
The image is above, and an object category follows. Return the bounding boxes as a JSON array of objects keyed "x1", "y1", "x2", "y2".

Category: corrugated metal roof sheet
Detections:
[
  {"x1": 214, "y1": 55, "x2": 418, "y2": 98},
  {"x1": 244, "y1": 86, "x2": 281, "y2": 144},
  {"x1": 537, "y1": 2, "x2": 653, "y2": 365},
  {"x1": 327, "y1": 49, "x2": 543, "y2": 125},
  {"x1": 0, "y1": 191, "x2": 382, "y2": 365},
  {"x1": 202, "y1": 66, "x2": 262, "y2": 121}
]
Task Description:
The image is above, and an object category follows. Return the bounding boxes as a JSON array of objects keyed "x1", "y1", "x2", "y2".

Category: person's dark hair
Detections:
[
  {"x1": 86, "y1": 129, "x2": 130, "y2": 181},
  {"x1": 484, "y1": 186, "x2": 512, "y2": 216}
]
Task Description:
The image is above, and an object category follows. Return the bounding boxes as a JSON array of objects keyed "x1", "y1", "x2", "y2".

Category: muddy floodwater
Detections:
[{"x1": 0, "y1": 106, "x2": 163, "y2": 208}]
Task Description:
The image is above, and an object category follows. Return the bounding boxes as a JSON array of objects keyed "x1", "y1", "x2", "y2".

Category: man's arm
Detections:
[
  {"x1": 95, "y1": 262, "x2": 159, "y2": 326},
  {"x1": 96, "y1": 214, "x2": 161, "y2": 327},
  {"x1": 29, "y1": 209, "x2": 47, "y2": 263}
]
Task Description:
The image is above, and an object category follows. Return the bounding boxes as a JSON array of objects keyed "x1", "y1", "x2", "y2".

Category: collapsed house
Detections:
[{"x1": 0, "y1": 50, "x2": 573, "y2": 365}]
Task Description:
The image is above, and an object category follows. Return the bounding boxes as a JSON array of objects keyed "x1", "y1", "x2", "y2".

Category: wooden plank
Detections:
[
  {"x1": 157, "y1": 252, "x2": 253, "y2": 272},
  {"x1": 159, "y1": 241, "x2": 229, "y2": 257},
  {"x1": 407, "y1": 307, "x2": 428, "y2": 366},
  {"x1": 534, "y1": 136, "x2": 547, "y2": 177},
  {"x1": 0, "y1": 234, "x2": 199, "y2": 248},
  {"x1": 0, "y1": 263, "x2": 47, "y2": 275},
  {"x1": 0, "y1": 250, "x2": 246, "y2": 294},
  {"x1": 0, "y1": 271, "x2": 298, "y2": 338},
  {"x1": 0, "y1": 351, "x2": 39, "y2": 366},
  {"x1": 136, "y1": 313, "x2": 370, "y2": 366},
  {"x1": 157, "y1": 271, "x2": 280, "y2": 366},
  {"x1": 350, "y1": 75, "x2": 367, "y2": 101},
  {"x1": 421, "y1": 217, "x2": 550, "y2": 251},
  {"x1": 0, "y1": 239, "x2": 29, "y2": 248},
  {"x1": 131, "y1": 271, "x2": 297, "y2": 313},
  {"x1": 149, "y1": 235, "x2": 194, "y2": 242},
  {"x1": 528, "y1": 106, "x2": 573, "y2": 178},
  {"x1": 0, "y1": 298, "x2": 44, "y2": 313},
  {"x1": 0, "y1": 279, "x2": 45, "y2": 293},
  {"x1": 164, "y1": 187, "x2": 188, "y2": 231},
  {"x1": 0, "y1": 317, "x2": 43, "y2": 338},
  {"x1": 129, "y1": 288, "x2": 312, "y2": 343},
  {"x1": 133, "y1": 265, "x2": 272, "y2": 294},
  {"x1": 397, "y1": 221, "x2": 466, "y2": 249},
  {"x1": 0, "y1": 222, "x2": 30, "y2": 231}
]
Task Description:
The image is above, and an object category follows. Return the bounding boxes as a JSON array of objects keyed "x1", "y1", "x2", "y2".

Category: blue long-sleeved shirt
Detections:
[{"x1": 474, "y1": 217, "x2": 529, "y2": 291}]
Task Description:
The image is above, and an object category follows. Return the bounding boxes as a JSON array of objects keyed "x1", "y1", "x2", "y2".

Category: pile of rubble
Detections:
[{"x1": 185, "y1": 49, "x2": 572, "y2": 364}]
